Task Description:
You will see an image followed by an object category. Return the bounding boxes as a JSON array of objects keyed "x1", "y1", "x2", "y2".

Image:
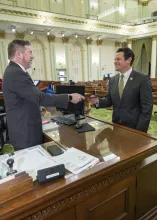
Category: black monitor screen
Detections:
[
  {"x1": 56, "y1": 85, "x2": 85, "y2": 116},
  {"x1": 104, "y1": 74, "x2": 110, "y2": 78}
]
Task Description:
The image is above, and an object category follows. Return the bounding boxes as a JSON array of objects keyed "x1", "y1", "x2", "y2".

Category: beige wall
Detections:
[{"x1": 1, "y1": 33, "x2": 116, "y2": 81}]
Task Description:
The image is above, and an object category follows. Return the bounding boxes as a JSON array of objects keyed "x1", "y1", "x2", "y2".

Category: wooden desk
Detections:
[{"x1": 1, "y1": 117, "x2": 157, "y2": 220}]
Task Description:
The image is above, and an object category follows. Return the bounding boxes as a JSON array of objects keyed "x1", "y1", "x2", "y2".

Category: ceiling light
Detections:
[
  {"x1": 47, "y1": 19, "x2": 51, "y2": 24},
  {"x1": 119, "y1": 6, "x2": 125, "y2": 15},
  {"x1": 81, "y1": 0, "x2": 84, "y2": 3},
  {"x1": 47, "y1": 31, "x2": 50, "y2": 36},
  {"x1": 12, "y1": 28, "x2": 16, "y2": 33}
]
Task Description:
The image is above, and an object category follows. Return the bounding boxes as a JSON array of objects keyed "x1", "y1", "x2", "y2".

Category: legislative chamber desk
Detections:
[{"x1": 1, "y1": 116, "x2": 157, "y2": 220}]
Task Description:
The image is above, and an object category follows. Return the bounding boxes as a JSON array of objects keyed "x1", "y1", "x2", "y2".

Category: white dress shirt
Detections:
[
  {"x1": 14, "y1": 61, "x2": 26, "y2": 72},
  {"x1": 95, "y1": 68, "x2": 133, "y2": 107},
  {"x1": 119, "y1": 68, "x2": 132, "y2": 88}
]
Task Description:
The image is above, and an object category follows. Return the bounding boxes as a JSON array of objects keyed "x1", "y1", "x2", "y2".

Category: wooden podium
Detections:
[{"x1": 0, "y1": 172, "x2": 33, "y2": 205}]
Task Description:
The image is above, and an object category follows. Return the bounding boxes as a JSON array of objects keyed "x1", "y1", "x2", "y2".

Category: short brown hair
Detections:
[
  {"x1": 8, "y1": 39, "x2": 31, "y2": 59},
  {"x1": 116, "y1": 47, "x2": 135, "y2": 66}
]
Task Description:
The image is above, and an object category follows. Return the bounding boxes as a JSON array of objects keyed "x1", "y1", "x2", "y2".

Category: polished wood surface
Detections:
[
  {"x1": 1, "y1": 117, "x2": 157, "y2": 220},
  {"x1": 45, "y1": 117, "x2": 156, "y2": 161}
]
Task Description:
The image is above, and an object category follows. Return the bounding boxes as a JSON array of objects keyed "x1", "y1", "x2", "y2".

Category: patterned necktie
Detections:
[{"x1": 119, "y1": 74, "x2": 124, "y2": 98}]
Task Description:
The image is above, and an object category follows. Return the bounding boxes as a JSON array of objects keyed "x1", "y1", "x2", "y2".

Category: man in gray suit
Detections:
[
  {"x1": 2, "y1": 39, "x2": 84, "y2": 150},
  {"x1": 89, "y1": 47, "x2": 153, "y2": 133}
]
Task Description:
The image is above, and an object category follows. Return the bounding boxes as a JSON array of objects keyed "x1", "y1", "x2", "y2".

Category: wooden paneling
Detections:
[
  {"x1": 136, "y1": 156, "x2": 157, "y2": 219},
  {"x1": 40, "y1": 207, "x2": 76, "y2": 220},
  {"x1": 1, "y1": 117, "x2": 157, "y2": 220},
  {"x1": 76, "y1": 176, "x2": 136, "y2": 220}
]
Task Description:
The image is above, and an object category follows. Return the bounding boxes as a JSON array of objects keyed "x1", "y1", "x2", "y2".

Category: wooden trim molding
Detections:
[{"x1": 23, "y1": 162, "x2": 140, "y2": 220}]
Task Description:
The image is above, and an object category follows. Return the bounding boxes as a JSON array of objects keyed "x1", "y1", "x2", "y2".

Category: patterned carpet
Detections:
[{"x1": 89, "y1": 105, "x2": 157, "y2": 136}]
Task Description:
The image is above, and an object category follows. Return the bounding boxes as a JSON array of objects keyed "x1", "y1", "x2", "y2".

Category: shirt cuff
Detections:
[{"x1": 95, "y1": 103, "x2": 99, "y2": 109}]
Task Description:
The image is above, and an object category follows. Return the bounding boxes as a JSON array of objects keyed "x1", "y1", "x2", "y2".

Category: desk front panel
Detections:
[{"x1": 1, "y1": 118, "x2": 157, "y2": 220}]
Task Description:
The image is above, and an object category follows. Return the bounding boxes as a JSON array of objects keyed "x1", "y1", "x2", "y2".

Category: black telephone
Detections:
[{"x1": 47, "y1": 145, "x2": 64, "y2": 156}]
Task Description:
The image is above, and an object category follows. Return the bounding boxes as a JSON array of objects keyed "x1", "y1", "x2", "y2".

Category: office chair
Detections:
[{"x1": 0, "y1": 106, "x2": 9, "y2": 154}]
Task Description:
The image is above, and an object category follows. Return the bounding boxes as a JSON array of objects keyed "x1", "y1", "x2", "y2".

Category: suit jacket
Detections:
[
  {"x1": 98, "y1": 70, "x2": 153, "y2": 132},
  {"x1": 2, "y1": 61, "x2": 69, "y2": 150}
]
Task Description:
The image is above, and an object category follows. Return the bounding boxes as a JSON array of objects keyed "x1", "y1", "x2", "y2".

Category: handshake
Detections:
[
  {"x1": 69, "y1": 93, "x2": 85, "y2": 104},
  {"x1": 69, "y1": 94, "x2": 99, "y2": 105}
]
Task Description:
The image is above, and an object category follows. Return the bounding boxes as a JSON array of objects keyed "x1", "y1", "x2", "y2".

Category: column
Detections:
[
  {"x1": 48, "y1": 35, "x2": 57, "y2": 80},
  {"x1": 0, "y1": 32, "x2": 8, "y2": 77},
  {"x1": 62, "y1": 37, "x2": 69, "y2": 81},
  {"x1": 65, "y1": 43, "x2": 69, "y2": 81},
  {"x1": 86, "y1": 38, "x2": 92, "y2": 81},
  {"x1": 115, "y1": 41, "x2": 121, "y2": 51},
  {"x1": 151, "y1": 35, "x2": 157, "y2": 78},
  {"x1": 97, "y1": 39, "x2": 103, "y2": 80},
  {"x1": 138, "y1": 1, "x2": 143, "y2": 20},
  {"x1": 127, "y1": 39, "x2": 132, "y2": 49}
]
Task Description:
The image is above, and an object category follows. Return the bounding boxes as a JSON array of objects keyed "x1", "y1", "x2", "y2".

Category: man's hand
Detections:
[
  {"x1": 70, "y1": 93, "x2": 85, "y2": 104},
  {"x1": 89, "y1": 95, "x2": 99, "y2": 105}
]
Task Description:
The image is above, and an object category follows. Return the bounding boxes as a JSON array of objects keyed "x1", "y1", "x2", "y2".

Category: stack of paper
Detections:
[
  {"x1": 103, "y1": 152, "x2": 119, "y2": 162},
  {"x1": 1, "y1": 146, "x2": 57, "y2": 181},
  {"x1": 42, "y1": 121, "x2": 59, "y2": 132},
  {"x1": 52, "y1": 147, "x2": 99, "y2": 174}
]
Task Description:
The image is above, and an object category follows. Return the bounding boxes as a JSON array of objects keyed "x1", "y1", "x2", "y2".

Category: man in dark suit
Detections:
[
  {"x1": 89, "y1": 47, "x2": 153, "y2": 133},
  {"x1": 2, "y1": 39, "x2": 84, "y2": 150}
]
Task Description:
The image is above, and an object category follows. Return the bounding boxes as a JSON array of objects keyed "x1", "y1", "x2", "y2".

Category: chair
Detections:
[{"x1": 0, "y1": 106, "x2": 9, "y2": 154}]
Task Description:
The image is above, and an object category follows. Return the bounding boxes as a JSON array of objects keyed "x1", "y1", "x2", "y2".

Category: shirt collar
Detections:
[
  {"x1": 120, "y1": 68, "x2": 132, "y2": 79},
  {"x1": 13, "y1": 61, "x2": 26, "y2": 72}
]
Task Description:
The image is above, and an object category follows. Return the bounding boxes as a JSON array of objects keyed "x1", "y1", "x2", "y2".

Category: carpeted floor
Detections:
[{"x1": 89, "y1": 105, "x2": 157, "y2": 136}]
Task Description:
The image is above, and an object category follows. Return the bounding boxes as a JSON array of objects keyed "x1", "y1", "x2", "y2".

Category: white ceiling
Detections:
[
  {"x1": 0, "y1": 20, "x2": 123, "y2": 41},
  {"x1": 0, "y1": 0, "x2": 157, "y2": 40}
]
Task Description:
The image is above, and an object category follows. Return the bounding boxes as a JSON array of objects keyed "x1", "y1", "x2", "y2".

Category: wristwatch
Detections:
[{"x1": 69, "y1": 95, "x2": 72, "y2": 102}]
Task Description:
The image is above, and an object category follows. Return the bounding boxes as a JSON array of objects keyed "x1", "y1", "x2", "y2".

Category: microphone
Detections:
[{"x1": 31, "y1": 68, "x2": 35, "y2": 75}]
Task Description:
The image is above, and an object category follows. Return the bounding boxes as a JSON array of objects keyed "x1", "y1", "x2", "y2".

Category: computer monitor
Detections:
[
  {"x1": 56, "y1": 85, "x2": 85, "y2": 118},
  {"x1": 104, "y1": 74, "x2": 110, "y2": 78}
]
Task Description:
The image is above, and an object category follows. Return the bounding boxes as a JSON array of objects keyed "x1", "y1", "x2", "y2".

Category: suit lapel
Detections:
[
  {"x1": 9, "y1": 61, "x2": 34, "y2": 84},
  {"x1": 114, "y1": 74, "x2": 121, "y2": 102},
  {"x1": 120, "y1": 70, "x2": 136, "y2": 102}
]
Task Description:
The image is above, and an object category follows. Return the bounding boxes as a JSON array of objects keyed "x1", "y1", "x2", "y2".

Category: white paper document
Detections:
[
  {"x1": 52, "y1": 147, "x2": 99, "y2": 174},
  {"x1": 42, "y1": 121, "x2": 59, "y2": 131},
  {"x1": 1, "y1": 146, "x2": 57, "y2": 181},
  {"x1": 103, "y1": 153, "x2": 120, "y2": 162}
]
